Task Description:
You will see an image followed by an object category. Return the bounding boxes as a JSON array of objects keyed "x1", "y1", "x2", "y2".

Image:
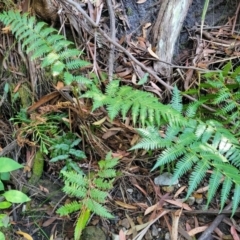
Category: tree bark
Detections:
[{"x1": 152, "y1": 0, "x2": 192, "y2": 78}]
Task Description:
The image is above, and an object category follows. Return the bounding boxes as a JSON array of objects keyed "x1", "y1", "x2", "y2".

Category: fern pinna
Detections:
[
  {"x1": 57, "y1": 152, "x2": 118, "y2": 240},
  {"x1": 203, "y1": 62, "x2": 240, "y2": 134},
  {"x1": 0, "y1": 10, "x2": 91, "y2": 86},
  {"x1": 131, "y1": 86, "x2": 240, "y2": 216}
]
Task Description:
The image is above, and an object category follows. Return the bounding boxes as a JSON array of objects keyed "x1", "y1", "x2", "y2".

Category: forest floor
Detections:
[{"x1": 1, "y1": 0, "x2": 240, "y2": 239}]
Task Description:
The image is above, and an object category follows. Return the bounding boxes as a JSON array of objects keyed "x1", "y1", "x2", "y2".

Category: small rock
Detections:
[
  {"x1": 154, "y1": 172, "x2": 178, "y2": 186},
  {"x1": 187, "y1": 196, "x2": 195, "y2": 206},
  {"x1": 151, "y1": 224, "x2": 159, "y2": 237},
  {"x1": 195, "y1": 197, "x2": 203, "y2": 204},
  {"x1": 127, "y1": 188, "x2": 133, "y2": 194},
  {"x1": 82, "y1": 226, "x2": 106, "y2": 240},
  {"x1": 119, "y1": 218, "x2": 130, "y2": 229},
  {"x1": 165, "y1": 232, "x2": 170, "y2": 240},
  {"x1": 162, "y1": 185, "x2": 175, "y2": 193}
]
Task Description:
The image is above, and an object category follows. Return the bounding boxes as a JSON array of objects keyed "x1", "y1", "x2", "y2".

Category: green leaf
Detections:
[
  {"x1": 0, "y1": 181, "x2": 4, "y2": 191},
  {"x1": 75, "y1": 208, "x2": 91, "y2": 240},
  {"x1": 0, "y1": 214, "x2": 9, "y2": 228},
  {"x1": 0, "y1": 231, "x2": 5, "y2": 240},
  {"x1": 137, "y1": 73, "x2": 148, "y2": 85},
  {"x1": 3, "y1": 190, "x2": 31, "y2": 203},
  {"x1": 0, "y1": 172, "x2": 10, "y2": 181},
  {"x1": 0, "y1": 157, "x2": 23, "y2": 172},
  {"x1": 0, "y1": 201, "x2": 12, "y2": 209}
]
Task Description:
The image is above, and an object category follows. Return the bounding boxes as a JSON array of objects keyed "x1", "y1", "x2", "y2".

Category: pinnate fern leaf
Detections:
[
  {"x1": 0, "y1": 10, "x2": 91, "y2": 86},
  {"x1": 82, "y1": 80, "x2": 185, "y2": 126},
  {"x1": 57, "y1": 201, "x2": 82, "y2": 216},
  {"x1": 132, "y1": 85, "x2": 240, "y2": 214}
]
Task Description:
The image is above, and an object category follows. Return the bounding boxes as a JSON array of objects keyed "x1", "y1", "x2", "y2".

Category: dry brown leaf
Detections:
[
  {"x1": 42, "y1": 217, "x2": 57, "y2": 227},
  {"x1": 102, "y1": 129, "x2": 120, "y2": 139},
  {"x1": 174, "y1": 186, "x2": 186, "y2": 199},
  {"x1": 116, "y1": 68, "x2": 132, "y2": 77},
  {"x1": 144, "y1": 203, "x2": 158, "y2": 215},
  {"x1": 115, "y1": 200, "x2": 137, "y2": 210},
  {"x1": 2, "y1": 26, "x2": 11, "y2": 34},
  {"x1": 171, "y1": 209, "x2": 182, "y2": 240},
  {"x1": 55, "y1": 81, "x2": 64, "y2": 90},
  {"x1": 27, "y1": 91, "x2": 59, "y2": 113},
  {"x1": 147, "y1": 45, "x2": 160, "y2": 60},
  {"x1": 16, "y1": 231, "x2": 33, "y2": 240},
  {"x1": 188, "y1": 226, "x2": 208, "y2": 236},
  {"x1": 164, "y1": 199, "x2": 192, "y2": 211},
  {"x1": 39, "y1": 185, "x2": 49, "y2": 194},
  {"x1": 231, "y1": 226, "x2": 240, "y2": 240},
  {"x1": 92, "y1": 116, "x2": 107, "y2": 125},
  {"x1": 119, "y1": 229, "x2": 126, "y2": 240}
]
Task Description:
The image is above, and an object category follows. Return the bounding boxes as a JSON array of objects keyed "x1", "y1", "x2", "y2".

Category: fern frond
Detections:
[
  {"x1": 83, "y1": 199, "x2": 114, "y2": 218},
  {"x1": 98, "y1": 169, "x2": 116, "y2": 178},
  {"x1": 232, "y1": 184, "x2": 240, "y2": 217},
  {"x1": 94, "y1": 178, "x2": 114, "y2": 190},
  {"x1": 170, "y1": 85, "x2": 183, "y2": 113},
  {"x1": 89, "y1": 189, "x2": 108, "y2": 203},
  {"x1": 173, "y1": 154, "x2": 198, "y2": 181},
  {"x1": 0, "y1": 10, "x2": 91, "y2": 86},
  {"x1": 83, "y1": 80, "x2": 185, "y2": 127},
  {"x1": 186, "y1": 160, "x2": 209, "y2": 199},
  {"x1": 61, "y1": 171, "x2": 88, "y2": 186},
  {"x1": 206, "y1": 170, "x2": 222, "y2": 207},
  {"x1": 63, "y1": 182, "x2": 87, "y2": 198},
  {"x1": 57, "y1": 201, "x2": 82, "y2": 216},
  {"x1": 220, "y1": 177, "x2": 233, "y2": 211}
]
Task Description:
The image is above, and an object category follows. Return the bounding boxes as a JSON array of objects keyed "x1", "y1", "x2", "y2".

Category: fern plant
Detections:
[
  {"x1": 2, "y1": 11, "x2": 240, "y2": 217},
  {"x1": 202, "y1": 62, "x2": 240, "y2": 134},
  {"x1": 11, "y1": 109, "x2": 66, "y2": 154},
  {"x1": 131, "y1": 86, "x2": 240, "y2": 216},
  {"x1": 49, "y1": 132, "x2": 86, "y2": 174},
  {"x1": 0, "y1": 10, "x2": 91, "y2": 86},
  {"x1": 57, "y1": 152, "x2": 118, "y2": 240},
  {"x1": 82, "y1": 80, "x2": 185, "y2": 126}
]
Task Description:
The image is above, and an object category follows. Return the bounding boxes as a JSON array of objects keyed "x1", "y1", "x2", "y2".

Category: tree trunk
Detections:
[{"x1": 152, "y1": 0, "x2": 192, "y2": 78}]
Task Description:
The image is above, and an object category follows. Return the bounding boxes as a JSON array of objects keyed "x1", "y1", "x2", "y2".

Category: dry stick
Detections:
[
  {"x1": 65, "y1": 0, "x2": 220, "y2": 114},
  {"x1": 198, "y1": 202, "x2": 232, "y2": 240},
  {"x1": 231, "y1": 1, "x2": 240, "y2": 35},
  {"x1": 106, "y1": 0, "x2": 115, "y2": 81}
]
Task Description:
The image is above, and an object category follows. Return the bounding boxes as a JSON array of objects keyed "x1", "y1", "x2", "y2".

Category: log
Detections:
[{"x1": 152, "y1": 0, "x2": 193, "y2": 77}]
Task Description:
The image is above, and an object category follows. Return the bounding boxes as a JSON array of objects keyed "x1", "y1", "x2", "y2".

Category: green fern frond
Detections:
[
  {"x1": 186, "y1": 160, "x2": 210, "y2": 199},
  {"x1": 82, "y1": 80, "x2": 185, "y2": 127},
  {"x1": 57, "y1": 152, "x2": 118, "y2": 237},
  {"x1": 61, "y1": 171, "x2": 87, "y2": 187},
  {"x1": 89, "y1": 189, "x2": 108, "y2": 203},
  {"x1": 220, "y1": 177, "x2": 233, "y2": 211},
  {"x1": 232, "y1": 184, "x2": 240, "y2": 217},
  {"x1": 94, "y1": 178, "x2": 114, "y2": 190},
  {"x1": 0, "y1": 10, "x2": 91, "y2": 86},
  {"x1": 98, "y1": 169, "x2": 116, "y2": 178},
  {"x1": 206, "y1": 170, "x2": 222, "y2": 207},
  {"x1": 57, "y1": 201, "x2": 82, "y2": 216},
  {"x1": 132, "y1": 83, "x2": 240, "y2": 214},
  {"x1": 170, "y1": 85, "x2": 183, "y2": 113},
  {"x1": 173, "y1": 154, "x2": 198, "y2": 181},
  {"x1": 83, "y1": 199, "x2": 114, "y2": 219},
  {"x1": 130, "y1": 127, "x2": 171, "y2": 150},
  {"x1": 63, "y1": 183, "x2": 87, "y2": 198}
]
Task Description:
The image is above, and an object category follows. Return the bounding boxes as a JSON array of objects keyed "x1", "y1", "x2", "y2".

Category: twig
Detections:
[
  {"x1": 198, "y1": 202, "x2": 232, "y2": 240},
  {"x1": 0, "y1": 140, "x2": 18, "y2": 156},
  {"x1": 106, "y1": 0, "x2": 115, "y2": 81}
]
